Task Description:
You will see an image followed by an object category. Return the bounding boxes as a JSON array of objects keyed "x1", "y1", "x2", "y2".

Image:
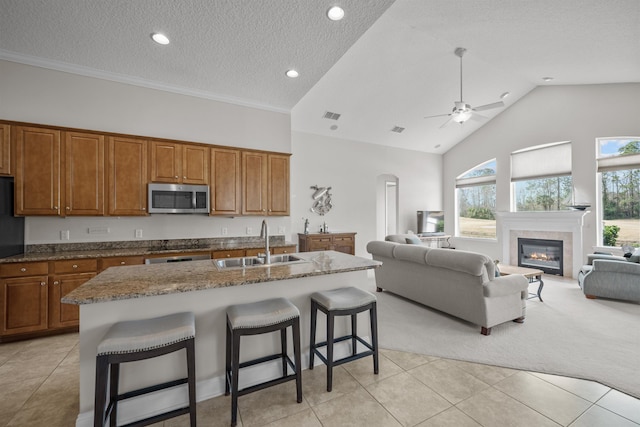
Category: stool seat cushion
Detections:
[
  {"x1": 97, "y1": 312, "x2": 195, "y2": 355},
  {"x1": 311, "y1": 287, "x2": 376, "y2": 311},
  {"x1": 228, "y1": 297, "x2": 300, "y2": 329}
]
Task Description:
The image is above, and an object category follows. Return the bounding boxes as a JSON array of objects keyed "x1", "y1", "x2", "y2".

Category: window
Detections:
[
  {"x1": 597, "y1": 138, "x2": 640, "y2": 248},
  {"x1": 456, "y1": 160, "x2": 496, "y2": 239},
  {"x1": 511, "y1": 142, "x2": 572, "y2": 211}
]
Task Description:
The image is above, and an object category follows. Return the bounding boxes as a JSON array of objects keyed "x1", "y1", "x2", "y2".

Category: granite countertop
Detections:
[
  {"x1": 0, "y1": 238, "x2": 295, "y2": 264},
  {"x1": 62, "y1": 251, "x2": 380, "y2": 305}
]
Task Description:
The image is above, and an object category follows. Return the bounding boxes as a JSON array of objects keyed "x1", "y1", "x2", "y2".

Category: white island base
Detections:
[{"x1": 75, "y1": 269, "x2": 374, "y2": 427}]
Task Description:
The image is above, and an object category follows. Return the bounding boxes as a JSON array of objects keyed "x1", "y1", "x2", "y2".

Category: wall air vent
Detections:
[
  {"x1": 391, "y1": 126, "x2": 405, "y2": 133},
  {"x1": 323, "y1": 111, "x2": 341, "y2": 120}
]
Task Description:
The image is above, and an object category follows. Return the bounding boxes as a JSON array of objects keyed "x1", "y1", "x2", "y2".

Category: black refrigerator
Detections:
[{"x1": 0, "y1": 177, "x2": 25, "y2": 258}]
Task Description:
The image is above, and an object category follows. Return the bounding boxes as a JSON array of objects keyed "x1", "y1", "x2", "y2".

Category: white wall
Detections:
[
  {"x1": 443, "y1": 83, "x2": 640, "y2": 261},
  {"x1": 0, "y1": 60, "x2": 292, "y2": 244},
  {"x1": 291, "y1": 132, "x2": 442, "y2": 256}
]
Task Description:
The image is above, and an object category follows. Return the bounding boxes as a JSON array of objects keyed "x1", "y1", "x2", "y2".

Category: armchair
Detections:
[{"x1": 578, "y1": 251, "x2": 640, "y2": 302}]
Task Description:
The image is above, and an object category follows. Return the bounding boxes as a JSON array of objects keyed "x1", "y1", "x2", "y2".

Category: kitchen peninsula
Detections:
[{"x1": 63, "y1": 250, "x2": 380, "y2": 427}]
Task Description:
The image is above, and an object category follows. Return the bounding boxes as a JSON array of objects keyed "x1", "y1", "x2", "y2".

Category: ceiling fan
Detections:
[{"x1": 425, "y1": 47, "x2": 504, "y2": 127}]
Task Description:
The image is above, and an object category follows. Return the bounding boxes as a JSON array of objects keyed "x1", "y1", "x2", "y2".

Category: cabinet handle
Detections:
[
  {"x1": 174, "y1": 176, "x2": 179, "y2": 179},
  {"x1": 226, "y1": 254, "x2": 231, "y2": 257},
  {"x1": 21, "y1": 267, "x2": 26, "y2": 272},
  {"x1": 142, "y1": 208, "x2": 146, "y2": 211},
  {"x1": 53, "y1": 206, "x2": 58, "y2": 210},
  {"x1": 66, "y1": 207, "x2": 70, "y2": 210},
  {"x1": 53, "y1": 281, "x2": 59, "y2": 285},
  {"x1": 72, "y1": 264, "x2": 78, "y2": 269},
  {"x1": 120, "y1": 261, "x2": 126, "y2": 265},
  {"x1": 183, "y1": 176, "x2": 186, "y2": 179},
  {"x1": 40, "y1": 282, "x2": 46, "y2": 286}
]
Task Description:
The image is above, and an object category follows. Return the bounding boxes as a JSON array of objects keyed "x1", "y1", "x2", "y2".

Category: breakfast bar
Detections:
[{"x1": 63, "y1": 250, "x2": 380, "y2": 427}]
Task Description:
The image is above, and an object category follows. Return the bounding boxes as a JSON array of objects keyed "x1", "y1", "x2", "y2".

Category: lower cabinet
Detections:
[
  {"x1": 49, "y1": 273, "x2": 95, "y2": 328},
  {"x1": 0, "y1": 275, "x2": 49, "y2": 336},
  {"x1": 298, "y1": 233, "x2": 356, "y2": 255}
]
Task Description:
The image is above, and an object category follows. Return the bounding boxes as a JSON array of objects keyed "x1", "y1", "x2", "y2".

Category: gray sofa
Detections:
[
  {"x1": 578, "y1": 253, "x2": 640, "y2": 302},
  {"x1": 367, "y1": 241, "x2": 529, "y2": 335}
]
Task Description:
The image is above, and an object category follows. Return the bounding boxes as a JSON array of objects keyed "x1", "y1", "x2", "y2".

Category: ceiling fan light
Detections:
[
  {"x1": 327, "y1": 6, "x2": 345, "y2": 21},
  {"x1": 452, "y1": 110, "x2": 472, "y2": 123}
]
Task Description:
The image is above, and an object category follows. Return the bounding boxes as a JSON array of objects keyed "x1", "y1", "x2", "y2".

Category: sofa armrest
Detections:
[
  {"x1": 587, "y1": 254, "x2": 626, "y2": 265},
  {"x1": 483, "y1": 275, "x2": 529, "y2": 297},
  {"x1": 592, "y1": 259, "x2": 640, "y2": 274}
]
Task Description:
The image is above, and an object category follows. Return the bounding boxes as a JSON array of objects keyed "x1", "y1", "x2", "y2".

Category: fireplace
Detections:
[{"x1": 518, "y1": 238, "x2": 563, "y2": 275}]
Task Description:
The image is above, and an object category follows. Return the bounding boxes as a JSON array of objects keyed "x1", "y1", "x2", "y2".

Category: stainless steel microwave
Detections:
[{"x1": 148, "y1": 183, "x2": 210, "y2": 214}]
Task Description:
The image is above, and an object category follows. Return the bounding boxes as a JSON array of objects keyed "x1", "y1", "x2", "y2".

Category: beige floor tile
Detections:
[
  {"x1": 313, "y1": 387, "x2": 402, "y2": 427},
  {"x1": 0, "y1": 339, "x2": 30, "y2": 366},
  {"x1": 0, "y1": 376, "x2": 44, "y2": 426},
  {"x1": 236, "y1": 381, "x2": 310, "y2": 426},
  {"x1": 408, "y1": 359, "x2": 491, "y2": 404},
  {"x1": 0, "y1": 350, "x2": 67, "y2": 384},
  {"x1": 365, "y1": 371, "x2": 451, "y2": 426},
  {"x1": 529, "y1": 372, "x2": 611, "y2": 403},
  {"x1": 493, "y1": 371, "x2": 591, "y2": 425},
  {"x1": 302, "y1": 364, "x2": 363, "y2": 406},
  {"x1": 341, "y1": 352, "x2": 404, "y2": 386},
  {"x1": 164, "y1": 394, "x2": 236, "y2": 427},
  {"x1": 380, "y1": 348, "x2": 438, "y2": 370},
  {"x1": 58, "y1": 343, "x2": 80, "y2": 367},
  {"x1": 569, "y1": 405, "x2": 640, "y2": 427},
  {"x1": 416, "y1": 406, "x2": 482, "y2": 427},
  {"x1": 262, "y1": 407, "x2": 322, "y2": 426},
  {"x1": 452, "y1": 360, "x2": 518, "y2": 385},
  {"x1": 596, "y1": 389, "x2": 640, "y2": 424},
  {"x1": 457, "y1": 387, "x2": 560, "y2": 427}
]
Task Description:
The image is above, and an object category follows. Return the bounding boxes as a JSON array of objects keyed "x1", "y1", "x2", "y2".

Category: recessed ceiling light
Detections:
[
  {"x1": 330, "y1": 125, "x2": 338, "y2": 130},
  {"x1": 542, "y1": 77, "x2": 554, "y2": 82},
  {"x1": 435, "y1": 144, "x2": 441, "y2": 149},
  {"x1": 327, "y1": 6, "x2": 345, "y2": 21},
  {"x1": 285, "y1": 69, "x2": 299, "y2": 78},
  {"x1": 151, "y1": 33, "x2": 170, "y2": 45},
  {"x1": 500, "y1": 92, "x2": 510, "y2": 99}
]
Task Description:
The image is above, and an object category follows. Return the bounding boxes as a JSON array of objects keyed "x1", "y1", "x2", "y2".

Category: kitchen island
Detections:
[{"x1": 63, "y1": 250, "x2": 380, "y2": 427}]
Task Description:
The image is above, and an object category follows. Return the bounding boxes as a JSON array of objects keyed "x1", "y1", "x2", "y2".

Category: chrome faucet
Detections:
[{"x1": 259, "y1": 219, "x2": 271, "y2": 265}]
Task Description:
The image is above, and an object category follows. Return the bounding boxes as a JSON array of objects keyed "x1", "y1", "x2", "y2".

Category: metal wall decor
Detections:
[{"x1": 310, "y1": 185, "x2": 333, "y2": 215}]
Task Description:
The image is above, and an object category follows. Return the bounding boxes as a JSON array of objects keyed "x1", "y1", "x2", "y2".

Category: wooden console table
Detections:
[{"x1": 298, "y1": 232, "x2": 356, "y2": 255}]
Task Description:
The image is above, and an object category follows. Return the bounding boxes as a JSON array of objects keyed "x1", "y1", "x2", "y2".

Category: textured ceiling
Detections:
[{"x1": 1, "y1": 0, "x2": 639, "y2": 153}]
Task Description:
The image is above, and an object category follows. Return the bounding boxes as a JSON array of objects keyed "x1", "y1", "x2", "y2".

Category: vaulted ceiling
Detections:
[{"x1": 1, "y1": 0, "x2": 638, "y2": 153}]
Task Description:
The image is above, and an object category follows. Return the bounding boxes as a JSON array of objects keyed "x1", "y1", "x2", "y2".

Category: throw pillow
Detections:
[
  {"x1": 627, "y1": 248, "x2": 640, "y2": 263},
  {"x1": 405, "y1": 235, "x2": 422, "y2": 244}
]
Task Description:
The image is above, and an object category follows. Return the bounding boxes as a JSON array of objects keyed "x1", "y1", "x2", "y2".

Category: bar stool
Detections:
[
  {"x1": 310, "y1": 287, "x2": 379, "y2": 392},
  {"x1": 226, "y1": 297, "x2": 302, "y2": 427},
  {"x1": 94, "y1": 311, "x2": 196, "y2": 427}
]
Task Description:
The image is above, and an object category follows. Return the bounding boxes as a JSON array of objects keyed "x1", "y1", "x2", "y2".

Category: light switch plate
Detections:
[
  {"x1": 278, "y1": 226, "x2": 286, "y2": 234},
  {"x1": 246, "y1": 227, "x2": 253, "y2": 235},
  {"x1": 221, "y1": 227, "x2": 228, "y2": 235},
  {"x1": 135, "y1": 229, "x2": 143, "y2": 239}
]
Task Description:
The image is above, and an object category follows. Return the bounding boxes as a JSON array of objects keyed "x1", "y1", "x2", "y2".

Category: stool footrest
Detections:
[
  {"x1": 120, "y1": 406, "x2": 191, "y2": 427},
  {"x1": 236, "y1": 371, "x2": 299, "y2": 397},
  {"x1": 118, "y1": 378, "x2": 188, "y2": 401},
  {"x1": 238, "y1": 353, "x2": 289, "y2": 370},
  {"x1": 312, "y1": 335, "x2": 374, "y2": 367}
]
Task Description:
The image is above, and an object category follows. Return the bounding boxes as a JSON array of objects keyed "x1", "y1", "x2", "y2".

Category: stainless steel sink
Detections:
[{"x1": 214, "y1": 254, "x2": 306, "y2": 269}]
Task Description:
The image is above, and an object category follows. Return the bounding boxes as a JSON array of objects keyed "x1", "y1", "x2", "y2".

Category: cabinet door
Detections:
[
  {"x1": 99, "y1": 256, "x2": 144, "y2": 272},
  {"x1": 183, "y1": 144, "x2": 209, "y2": 184},
  {"x1": 150, "y1": 140, "x2": 181, "y2": 183},
  {"x1": 211, "y1": 148, "x2": 241, "y2": 215},
  {"x1": 272, "y1": 245, "x2": 296, "y2": 255},
  {"x1": 332, "y1": 234, "x2": 355, "y2": 255},
  {"x1": 308, "y1": 236, "x2": 333, "y2": 251},
  {"x1": 64, "y1": 132, "x2": 105, "y2": 216},
  {"x1": 0, "y1": 124, "x2": 10, "y2": 176},
  {"x1": 49, "y1": 273, "x2": 95, "y2": 328},
  {"x1": 242, "y1": 152, "x2": 267, "y2": 215},
  {"x1": 268, "y1": 154, "x2": 290, "y2": 216},
  {"x1": 1, "y1": 276, "x2": 48, "y2": 335},
  {"x1": 212, "y1": 249, "x2": 245, "y2": 259},
  {"x1": 14, "y1": 126, "x2": 61, "y2": 215},
  {"x1": 107, "y1": 137, "x2": 148, "y2": 215}
]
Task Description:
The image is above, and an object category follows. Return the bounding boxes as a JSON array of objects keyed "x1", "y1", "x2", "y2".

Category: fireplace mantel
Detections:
[{"x1": 496, "y1": 211, "x2": 590, "y2": 278}]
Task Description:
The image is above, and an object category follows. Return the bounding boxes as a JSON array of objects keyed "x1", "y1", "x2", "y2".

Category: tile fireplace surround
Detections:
[{"x1": 496, "y1": 211, "x2": 590, "y2": 278}]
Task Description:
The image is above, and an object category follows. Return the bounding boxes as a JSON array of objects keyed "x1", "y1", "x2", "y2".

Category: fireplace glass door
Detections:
[{"x1": 518, "y1": 238, "x2": 563, "y2": 275}]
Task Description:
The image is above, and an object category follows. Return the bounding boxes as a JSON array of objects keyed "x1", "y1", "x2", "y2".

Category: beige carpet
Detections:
[{"x1": 375, "y1": 275, "x2": 640, "y2": 399}]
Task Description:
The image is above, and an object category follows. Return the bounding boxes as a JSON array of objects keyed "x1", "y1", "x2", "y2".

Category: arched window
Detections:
[{"x1": 455, "y1": 159, "x2": 496, "y2": 239}]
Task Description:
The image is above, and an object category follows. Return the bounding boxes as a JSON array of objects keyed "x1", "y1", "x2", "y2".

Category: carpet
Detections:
[{"x1": 375, "y1": 275, "x2": 640, "y2": 399}]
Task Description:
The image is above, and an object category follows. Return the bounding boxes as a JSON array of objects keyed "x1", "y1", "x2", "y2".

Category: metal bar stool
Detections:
[
  {"x1": 225, "y1": 297, "x2": 302, "y2": 427},
  {"x1": 309, "y1": 286, "x2": 379, "y2": 392},
  {"x1": 94, "y1": 311, "x2": 196, "y2": 427}
]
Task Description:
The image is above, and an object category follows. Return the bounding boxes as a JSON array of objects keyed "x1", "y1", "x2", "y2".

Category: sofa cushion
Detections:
[
  {"x1": 385, "y1": 234, "x2": 415, "y2": 244},
  {"x1": 426, "y1": 249, "x2": 492, "y2": 276},
  {"x1": 366, "y1": 241, "x2": 396, "y2": 258},
  {"x1": 405, "y1": 235, "x2": 422, "y2": 244},
  {"x1": 393, "y1": 244, "x2": 430, "y2": 265}
]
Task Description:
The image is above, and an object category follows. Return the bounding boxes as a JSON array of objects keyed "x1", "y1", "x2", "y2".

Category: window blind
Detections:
[
  {"x1": 597, "y1": 153, "x2": 640, "y2": 172},
  {"x1": 455, "y1": 175, "x2": 496, "y2": 188},
  {"x1": 511, "y1": 141, "x2": 571, "y2": 181}
]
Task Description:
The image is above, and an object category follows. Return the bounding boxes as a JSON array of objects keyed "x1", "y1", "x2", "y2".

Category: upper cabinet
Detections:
[
  {"x1": 14, "y1": 126, "x2": 61, "y2": 215},
  {"x1": 107, "y1": 136, "x2": 148, "y2": 216},
  {"x1": 0, "y1": 124, "x2": 10, "y2": 176},
  {"x1": 268, "y1": 154, "x2": 290, "y2": 216},
  {"x1": 150, "y1": 141, "x2": 209, "y2": 185},
  {"x1": 211, "y1": 147, "x2": 241, "y2": 215},
  {"x1": 64, "y1": 132, "x2": 105, "y2": 216},
  {"x1": 242, "y1": 152, "x2": 290, "y2": 216}
]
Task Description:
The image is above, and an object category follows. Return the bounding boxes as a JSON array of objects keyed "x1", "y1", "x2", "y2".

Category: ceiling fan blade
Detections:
[
  {"x1": 469, "y1": 112, "x2": 487, "y2": 122},
  {"x1": 473, "y1": 101, "x2": 504, "y2": 112},
  {"x1": 424, "y1": 112, "x2": 451, "y2": 119},
  {"x1": 439, "y1": 117, "x2": 454, "y2": 128}
]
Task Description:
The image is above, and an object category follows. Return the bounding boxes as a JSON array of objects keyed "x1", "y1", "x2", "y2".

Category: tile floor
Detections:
[{"x1": 2, "y1": 333, "x2": 640, "y2": 426}]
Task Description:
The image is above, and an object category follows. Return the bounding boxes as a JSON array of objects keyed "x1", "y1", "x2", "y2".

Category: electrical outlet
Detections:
[
  {"x1": 278, "y1": 226, "x2": 286, "y2": 234},
  {"x1": 60, "y1": 230, "x2": 70, "y2": 240},
  {"x1": 135, "y1": 229, "x2": 143, "y2": 239},
  {"x1": 246, "y1": 227, "x2": 253, "y2": 235},
  {"x1": 221, "y1": 227, "x2": 228, "y2": 236}
]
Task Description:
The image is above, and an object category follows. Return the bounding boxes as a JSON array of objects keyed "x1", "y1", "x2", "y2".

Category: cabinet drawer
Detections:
[
  {"x1": 212, "y1": 249, "x2": 245, "y2": 259},
  {"x1": 0, "y1": 262, "x2": 49, "y2": 278},
  {"x1": 244, "y1": 248, "x2": 262, "y2": 257},
  {"x1": 333, "y1": 236, "x2": 354, "y2": 243},
  {"x1": 99, "y1": 256, "x2": 144, "y2": 271},
  {"x1": 272, "y1": 245, "x2": 296, "y2": 254},
  {"x1": 52, "y1": 259, "x2": 97, "y2": 274}
]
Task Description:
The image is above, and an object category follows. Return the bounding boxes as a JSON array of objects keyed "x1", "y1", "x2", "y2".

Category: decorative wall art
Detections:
[{"x1": 310, "y1": 185, "x2": 332, "y2": 215}]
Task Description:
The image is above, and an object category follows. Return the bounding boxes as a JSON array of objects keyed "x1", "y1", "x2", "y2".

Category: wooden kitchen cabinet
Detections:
[
  {"x1": 244, "y1": 245, "x2": 297, "y2": 257},
  {"x1": 98, "y1": 256, "x2": 144, "y2": 272},
  {"x1": 14, "y1": 126, "x2": 61, "y2": 215},
  {"x1": 0, "y1": 124, "x2": 10, "y2": 176},
  {"x1": 150, "y1": 141, "x2": 209, "y2": 185},
  {"x1": 298, "y1": 233, "x2": 356, "y2": 255},
  {"x1": 242, "y1": 151, "x2": 290, "y2": 216},
  {"x1": 268, "y1": 154, "x2": 290, "y2": 215},
  {"x1": 49, "y1": 259, "x2": 97, "y2": 329},
  {"x1": 107, "y1": 136, "x2": 148, "y2": 215},
  {"x1": 212, "y1": 249, "x2": 246, "y2": 259},
  {"x1": 64, "y1": 131, "x2": 105, "y2": 216},
  {"x1": 211, "y1": 147, "x2": 241, "y2": 215}
]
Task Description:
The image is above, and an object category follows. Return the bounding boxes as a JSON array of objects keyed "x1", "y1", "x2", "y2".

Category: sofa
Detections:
[
  {"x1": 578, "y1": 251, "x2": 640, "y2": 302},
  {"x1": 366, "y1": 241, "x2": 529, "y2": 335}
]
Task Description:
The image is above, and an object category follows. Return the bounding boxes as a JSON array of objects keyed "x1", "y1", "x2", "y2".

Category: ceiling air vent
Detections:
[
  {"x1": 391, "y1": 126, "x2": 405, "y2": 133},
  {"x1": 323, "y1": 111, "x2": 341, "y2": 120}
]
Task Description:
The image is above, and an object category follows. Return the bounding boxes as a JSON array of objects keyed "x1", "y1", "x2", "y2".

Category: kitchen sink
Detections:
[{"x1": 214, "y1": 254, "x2": 306, "y2": 269}]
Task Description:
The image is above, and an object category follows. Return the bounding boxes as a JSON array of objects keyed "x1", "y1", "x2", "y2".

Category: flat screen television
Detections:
[{"x1": 417, "y1": 210, "x2": 444, "y2": 234}]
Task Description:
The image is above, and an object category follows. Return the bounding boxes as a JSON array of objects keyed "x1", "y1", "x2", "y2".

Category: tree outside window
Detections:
[
  {"x1": 456, "y1": 160, "x2": 496, "y2": 239},
  {"x1": 514, "y1": 176, "x2": 573, "y2": 211}
]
